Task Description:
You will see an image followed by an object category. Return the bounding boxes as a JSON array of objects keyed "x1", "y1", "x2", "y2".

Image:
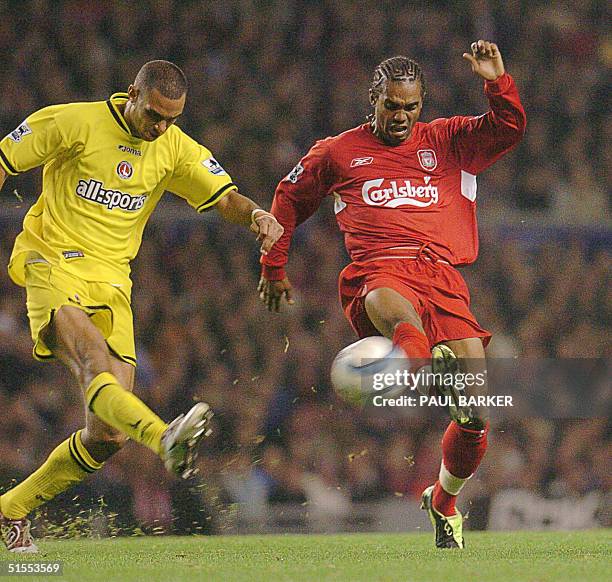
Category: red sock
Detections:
[
  {"x1": 432, "y1": 421, "x2": 489, "y2": 516},
  {"x1": 392, "y1": 322, "x2": 430, "y2": 360}
]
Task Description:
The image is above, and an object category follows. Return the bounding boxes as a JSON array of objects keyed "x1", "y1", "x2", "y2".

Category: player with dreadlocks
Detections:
[{"x1": 258, "y1": 40, "x2": 526, "y2": 548}]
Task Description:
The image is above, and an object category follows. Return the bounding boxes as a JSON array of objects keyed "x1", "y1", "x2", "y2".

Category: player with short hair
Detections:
[
  {"x1": 259, "y1": 41, "x2": 526, "y2": 548},
  {"x1": 0, "y1": 60, "x2": 283, "y2": 552}
]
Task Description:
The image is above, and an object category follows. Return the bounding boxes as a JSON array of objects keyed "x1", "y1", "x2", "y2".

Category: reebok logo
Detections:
[
  {"x1": 76, "y1": 179, "x2": 146, "y2": 212},
  {"x1": 362, "y1": 178, "x2": 439, "y2": 208},
  {"x1": 350, "y1": 156, "x2": 374, "y2": 167}
]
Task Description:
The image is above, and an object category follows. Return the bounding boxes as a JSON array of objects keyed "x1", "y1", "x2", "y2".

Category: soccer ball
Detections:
[{"x1": 330, "y1": 336, "x2": 409, "y2": 404}]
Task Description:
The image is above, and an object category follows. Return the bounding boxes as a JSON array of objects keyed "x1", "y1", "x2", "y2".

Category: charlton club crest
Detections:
[
  {"x1": 116, "y1": 160, "x2": 133, "y2": 180},
  {"x1": 417, "y1": 149, "x2": 437, "y2": 171}
]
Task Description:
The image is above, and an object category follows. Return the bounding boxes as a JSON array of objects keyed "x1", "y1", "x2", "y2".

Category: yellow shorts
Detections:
[{"x1": 24, "y1": 258, "x2": 136, "y2": 366}]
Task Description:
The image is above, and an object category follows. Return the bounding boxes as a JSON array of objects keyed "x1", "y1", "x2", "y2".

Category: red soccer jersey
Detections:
[{"x1": 262, "y1": 73, "x2": 526, "y2": 279}]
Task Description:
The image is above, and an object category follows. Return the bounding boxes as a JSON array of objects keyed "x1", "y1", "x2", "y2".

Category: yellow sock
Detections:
[
  {"x1": 86, "y1": 372, "x2": 167, "y2": 454},
  {"x1": 0, "y1": 430, "x2": 103, "y2": 520}
]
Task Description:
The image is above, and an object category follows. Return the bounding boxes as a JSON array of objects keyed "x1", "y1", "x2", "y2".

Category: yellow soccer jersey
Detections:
[{"x1": 0, "y1": 93, "x2": 237, "y2": 290}]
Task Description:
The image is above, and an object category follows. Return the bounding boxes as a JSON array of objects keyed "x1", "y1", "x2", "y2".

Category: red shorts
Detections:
[{"x1": 338, "y1": 257, "x2": 491, "y2": 348}]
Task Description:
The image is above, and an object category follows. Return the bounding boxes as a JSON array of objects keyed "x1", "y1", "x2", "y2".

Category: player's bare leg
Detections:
[
  {"x1": 422, "y1": 337, "x2": 489, "y2": 548},
  {"x1": 364, "y1": 287, "x2": 431, "y2": 364},
  {"x1": 364, "y1": 286, "x2": 435, "y2": 397}
]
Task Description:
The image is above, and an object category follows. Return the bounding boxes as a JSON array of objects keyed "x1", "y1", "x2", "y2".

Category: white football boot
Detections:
[{"x1": 160, "y1": 403, "x2": 214, "y2": 479}]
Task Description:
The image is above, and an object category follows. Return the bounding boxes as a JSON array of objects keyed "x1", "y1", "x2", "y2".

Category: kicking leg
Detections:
[
  {"x1": 48, "y1": 305, "x2": 168, "y2": 453},
  {"x1": 49, "y1": 306, "x2": 213, "y2": 477}
]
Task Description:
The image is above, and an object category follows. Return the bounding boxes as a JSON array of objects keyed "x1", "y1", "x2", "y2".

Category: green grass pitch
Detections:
[{"x1": 4, "y1": 531, "x2": 610, "y2": 581}]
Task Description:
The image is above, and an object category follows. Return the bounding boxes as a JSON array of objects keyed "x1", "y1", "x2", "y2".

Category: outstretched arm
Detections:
[{"x1": 214, "y1": 189, "x2": 284, "y2": 256}]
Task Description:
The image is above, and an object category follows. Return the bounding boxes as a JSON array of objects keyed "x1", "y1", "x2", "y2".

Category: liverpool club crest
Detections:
[{"x1": 417, "y1": 149, "x2": 437, "y2": 171}]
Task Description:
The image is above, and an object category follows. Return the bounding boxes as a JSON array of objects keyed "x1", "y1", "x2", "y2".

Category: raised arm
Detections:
[{"x1": 436, "y1": 40, "x2": 526, "y2": 176}]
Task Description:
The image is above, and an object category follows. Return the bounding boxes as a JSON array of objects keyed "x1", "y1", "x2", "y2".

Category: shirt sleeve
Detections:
[
  {"x1": 261, "y1": 138, "x2": 334, "y2": 280},
  {"x1": 0, "y1": 105, "x2": 67, "y2": 175},
  {"x1": 166, "y1": 131, "x2": 237, "y2": 212},
  {"x1": 433, "y1": 73, "x2": 527, "y2": 175}
]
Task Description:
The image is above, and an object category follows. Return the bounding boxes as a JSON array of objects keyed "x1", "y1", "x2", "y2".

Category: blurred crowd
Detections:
[
  {"x1": 0, "y1": 0, "x2": 609, "y2": 533},
  {"x1": 0, "y1": 0, "x2": 609, "y2": 220}
]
